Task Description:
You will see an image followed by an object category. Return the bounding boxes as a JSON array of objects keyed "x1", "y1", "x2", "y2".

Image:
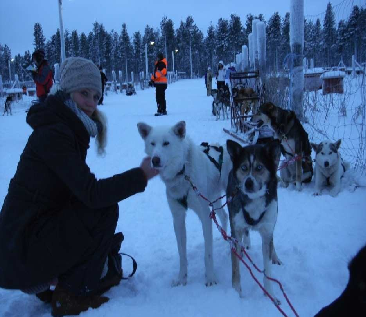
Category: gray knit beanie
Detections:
[{"x1": 59, "y1": 57, "x2": 102, "y2": 97}]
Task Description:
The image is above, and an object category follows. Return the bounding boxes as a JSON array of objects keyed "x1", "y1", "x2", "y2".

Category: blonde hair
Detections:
[{"x1": 92, "y1": 109, "x2": 107, "y2": 156}]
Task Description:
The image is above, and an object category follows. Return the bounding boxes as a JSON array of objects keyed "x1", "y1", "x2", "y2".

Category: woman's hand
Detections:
[{"x1": 140, "y1": 157, "x2": 159, "y2": 181}]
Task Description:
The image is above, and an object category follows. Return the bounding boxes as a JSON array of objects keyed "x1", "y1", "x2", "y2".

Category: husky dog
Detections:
[
  {"x1": 3, "y1": 96, "x2": 13, "y2": 116},
  {"x1": 259, "y1": 102, "x2": 313, "y2": 190},
  {"x1": 311, "y1": 139, "x2": 348, "y2": 197},
  {"x1": 213, "y1": 87, "x2": 231, "y2": 120},
  {"x1": 137, "y1": 121, "x2": 231, "y2": 286},
  {"x1": 315, "y1": 244, "x2": 366, "y2": 317},
  {"x1": 226, "y1": 139, "x2": 282, "y2": 302}
]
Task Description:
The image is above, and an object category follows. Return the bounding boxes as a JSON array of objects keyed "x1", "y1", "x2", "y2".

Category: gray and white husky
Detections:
[
  {"x1": 137, "y1": 121, "x2": 232, "y2": 286},
  {"x1": 226, "y1": 139, "x2": 282, "y2": 302},
  {"x1": 311, "y1": 139, "x2": 349, "y2": 197}
]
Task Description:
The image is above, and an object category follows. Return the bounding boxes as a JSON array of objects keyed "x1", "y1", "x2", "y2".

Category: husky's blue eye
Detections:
[
  {"x1": 163, "y1": 141, "x2": 170, "y2": 146},
  {"x1": 151, "y1": 142, "x2": 155, "y2": 146},
  {"x1": 241, "y1": 165, "x2": 248, "y2": 172},
  {"x1": 256, "y1": 165, "x2": 263, "y2": 171}
]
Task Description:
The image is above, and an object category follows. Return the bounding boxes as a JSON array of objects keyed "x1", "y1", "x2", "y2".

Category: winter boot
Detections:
[
  {"x1": 94, "y1": 233, "x2": 124, "y2": 296},
  {"x1": 51, "y1": 286, "x2": 109, "y2": 316},
  {"x1": 36, "y1": 289, "x2": 54, "y2": 303}
]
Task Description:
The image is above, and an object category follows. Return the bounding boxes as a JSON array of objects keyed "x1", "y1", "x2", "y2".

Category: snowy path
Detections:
[{"x1": 0, "y1": 79, "x2": 366, "y2": 317}]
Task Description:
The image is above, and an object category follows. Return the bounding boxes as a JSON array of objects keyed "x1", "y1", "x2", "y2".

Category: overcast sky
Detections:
[{"x1": 0, "y1": 0, "x2": 364, "y2": 56}]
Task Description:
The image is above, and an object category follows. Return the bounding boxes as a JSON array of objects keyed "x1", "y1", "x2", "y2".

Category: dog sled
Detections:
[{"x1": 229, "y1": 71, "x2": 264, "y2": 132}]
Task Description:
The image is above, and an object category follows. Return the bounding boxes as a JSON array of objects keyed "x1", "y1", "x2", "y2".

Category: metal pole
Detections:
[
  {"x1": 145, "y1": 43, "x2": 148, "y2": 80},
  {"x1": 8, "y1": 59, "x2": 11, "y2": 82},
  {"x1": 58, "y1": 0, "x2": 66, "y2": 62}
]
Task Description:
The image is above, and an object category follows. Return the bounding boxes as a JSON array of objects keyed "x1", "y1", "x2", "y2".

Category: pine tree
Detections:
[
  {"x1": 204, "y1": 24, "x2": 216, "y2": 70},
  {"x1": 215, "y1": 18, "x2": 230, "y2": 64},
  {"x1": 267, "y1": 12, "x2": 282, "y2": 73},
  {"x1": 33, "y1": 23, "x2": 46, "y2": 51},
  {"x1": 279, "y1": 12, "x2": 290, "y2": 70},
  {"x1": 64, "y1": 30, "x2": 72, "y2": 58},
  {"x1": 323, "y1": 2, "x2": 337, "y2": 66},
  {"x1": 229, "y1": 14, "x2": 245, "y2": 62},
  {"x1": 71, "y1": 30, "x2": 79, "y2": 57},
  {"x1": 132, "y1": 31, "x2": 143, "y2": 76},
  {"x1": 79, "y1": 32, "x2": 89, "y2": 59},
  {"x1": 160, "y1": 17, "x2": 175, "y2": 70},
  {"x1": 347, "y1": 5, "x2": 362, "y2": 62}
]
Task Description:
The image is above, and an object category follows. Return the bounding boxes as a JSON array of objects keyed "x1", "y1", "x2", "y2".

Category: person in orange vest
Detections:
[
  {"x1": 31, "y1": 49, "x2": 53, "y2": 102},
  {"x1": 150, "y1": 52, "x2": 168, "y2": 116}
]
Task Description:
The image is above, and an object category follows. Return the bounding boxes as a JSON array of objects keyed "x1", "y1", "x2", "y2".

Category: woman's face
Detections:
[{"x1": 71, "y1": 89, "x2": 100, "y2": 117}]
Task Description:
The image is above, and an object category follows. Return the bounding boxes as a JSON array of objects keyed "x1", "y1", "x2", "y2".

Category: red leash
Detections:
[{"x1": 185, "y1": 175, "x2": 300, "y2": 317}]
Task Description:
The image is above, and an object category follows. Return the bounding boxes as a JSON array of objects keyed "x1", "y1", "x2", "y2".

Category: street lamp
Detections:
[
  {"x1": 145, "y1": 41, "x2": 155, "y2": 80},
  {"x1": 8, "y1": 58, "x2": 14, "y2": 83},
  {"x1": 172, "y1": 49, "x2": 178, "y2": 73}
]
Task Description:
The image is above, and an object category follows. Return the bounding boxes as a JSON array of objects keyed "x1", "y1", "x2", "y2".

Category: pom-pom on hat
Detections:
[{"x1": 59, "y1": 57, "x2": 102, "y2": 97}]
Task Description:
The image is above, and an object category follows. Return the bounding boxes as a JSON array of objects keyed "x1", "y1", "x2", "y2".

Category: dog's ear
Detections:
[
  {"x1": 173, "y1": 121, "x2": 186, "y2": 139},
  {"x1": 311, "y1": 142, "x2": 320, "y2": 153},
  {"x1": 267, "y1": 139, "x2": 281, "y2": 163},
  {"x1": 226, "y1": 139, "x2": 242, "y2": 162},
  {"x1": 334, "y1": 139, "x2": 341, "y2": 149},
  {"x1": 137, "y1": 122, "x2": 152, "y2": 139}
]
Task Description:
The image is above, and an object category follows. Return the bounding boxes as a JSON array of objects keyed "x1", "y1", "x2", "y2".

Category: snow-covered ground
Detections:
[{"x1": 0, "y1": 79, "x2": 365, "y2": 317}]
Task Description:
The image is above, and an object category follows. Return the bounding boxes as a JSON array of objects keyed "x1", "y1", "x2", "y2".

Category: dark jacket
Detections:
[
  {"x1": 32, "y1": 60, "x2": 53, "y2": 98},
  {"x1": 0, "y1": 93, "x2": 147, "y2": 289}
]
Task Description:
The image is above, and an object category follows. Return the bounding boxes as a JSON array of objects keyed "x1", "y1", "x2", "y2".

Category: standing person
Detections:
[
  {"x1": 98, "y1": 66, "x2": 108, "y2": 105},
  {"x1": 31, "y1": 49, "x2": 53, "y2": 102},
  {"x1": 151, "y1": 52, "x2": 167, "y2": 116},
  {"x1": 206, "y1": 67, "x2": 213, "y2": 96},
  {"x1": 0, "y1": 57, "x2": 159, "y2": 316},
  {"x1": 216, "y1": 60, "x2": 225, "y2": 91}
]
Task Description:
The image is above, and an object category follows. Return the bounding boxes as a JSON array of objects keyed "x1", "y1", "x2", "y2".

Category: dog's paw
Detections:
[
  {"x1": 272, "y1": 258, "x2": 282, "y2": 265},
  {"x1": 205, "y1": 275, "x2": 217, "y2": 287},
  {"x1": 171, "y1": 274, "x2": 187, "y2": 287},
  {"x1": 205, "y1": 280, "x2": 217, "y2": 287}
]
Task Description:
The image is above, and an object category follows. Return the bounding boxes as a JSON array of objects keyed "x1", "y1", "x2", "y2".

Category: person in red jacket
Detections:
[
  {"x1": 31, "y1": 49, "x2": 53, "y2": 102},
  {"x1": 150, "y1": 52, "x2": 168, "y2": 116}
]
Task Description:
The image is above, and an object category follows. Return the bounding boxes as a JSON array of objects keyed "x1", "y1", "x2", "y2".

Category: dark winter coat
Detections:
[{"x1": 0, "y1": 93, "x2": 147, "y2": 290}]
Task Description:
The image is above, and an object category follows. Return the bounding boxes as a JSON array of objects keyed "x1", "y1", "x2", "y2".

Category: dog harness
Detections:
[
  {"x1": 200, "y1": 142, "x2": 224, "y2": 174},
  {"x1": 174, "y1": 165, "x2": 189, "y2": 210},
  {"x1": 239, "y1": 196, "x2": 266, "y2": 226}
]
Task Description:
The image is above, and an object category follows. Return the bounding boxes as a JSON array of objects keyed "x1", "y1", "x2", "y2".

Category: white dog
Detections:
[
  {"x1": 311, "y1": 139, "x2": 348, "y2": 197},
  {"x1": 137, "y1": 121, "x2": 231, "y2": 286}
]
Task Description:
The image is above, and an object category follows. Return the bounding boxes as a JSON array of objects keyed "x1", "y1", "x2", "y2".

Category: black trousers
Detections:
[
  {"x1": 27, "y1": 202, "x2": 119, "y2": 295},
  {"x1": 155, "y1": 84, "x2": 167, "y2": 112},
  {"x1": 217, "y1": 81, "x2": 225, "y2": 91}
]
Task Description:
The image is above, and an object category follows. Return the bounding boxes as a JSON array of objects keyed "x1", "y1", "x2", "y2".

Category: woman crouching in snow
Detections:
[{"x1": 0, "y1": 57, "x2": 159, "y2": 316}]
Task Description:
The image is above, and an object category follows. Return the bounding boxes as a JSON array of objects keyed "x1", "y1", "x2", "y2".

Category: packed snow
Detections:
[{"x1": 0, "y1": 79, "x2": 365, "y2": 317}]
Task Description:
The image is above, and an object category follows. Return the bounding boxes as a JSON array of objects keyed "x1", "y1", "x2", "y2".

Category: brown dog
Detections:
[{"x1": 259, "y1": 102, "x2": 313, "y2": 190}]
